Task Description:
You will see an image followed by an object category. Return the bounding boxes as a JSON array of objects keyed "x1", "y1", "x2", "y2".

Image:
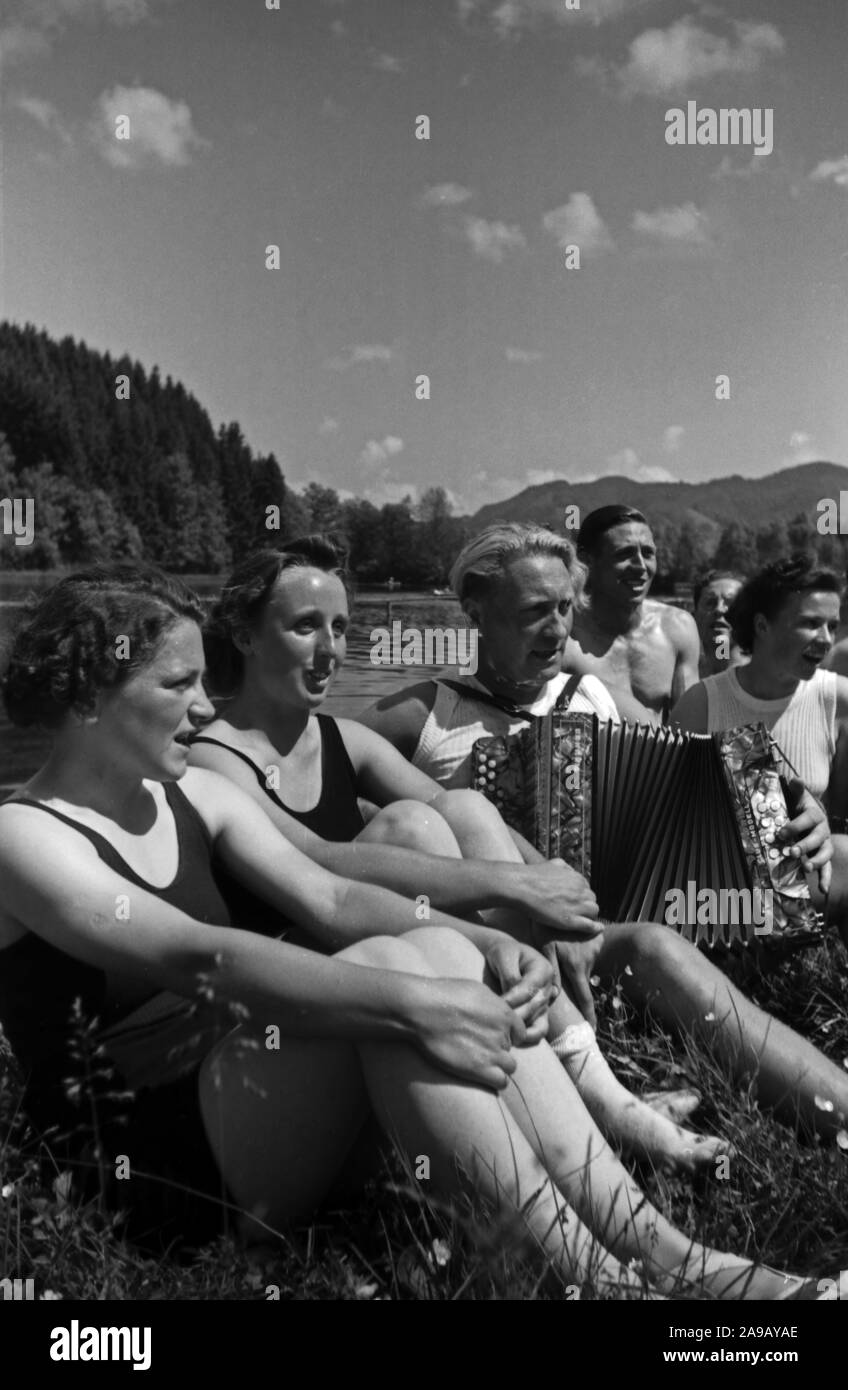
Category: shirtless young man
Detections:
[{"x1": 567, "y1": 505, "x2": 700, "y2": 722}]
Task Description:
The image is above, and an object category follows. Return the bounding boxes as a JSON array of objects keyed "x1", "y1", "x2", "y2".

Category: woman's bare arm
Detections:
[{"x1": 188, "y1": 737, "x2": 591, "y2": 928}]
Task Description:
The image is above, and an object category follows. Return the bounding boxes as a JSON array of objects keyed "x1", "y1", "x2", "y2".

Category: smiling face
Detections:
[
  {"x1": 753, "y1": 589, "x2": 840, "y2": 681},
  {"x1": 241, "y1": 566, "x2": 349, "y2": 709},
  {"x1": 695, "y1": 577, "x2": 743, "y2": 651},
  {"x1": 469, "y1": 553, "x2": 575, "y2": 691},
  {"x1": 96, "y1": 618, "x2": 214, "y2": 781},
  {"x1": 588, "y1": 521, "x2": 657, "y2": 608}
]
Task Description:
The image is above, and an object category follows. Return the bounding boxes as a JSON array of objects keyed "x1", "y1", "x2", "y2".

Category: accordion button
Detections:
[
  {"x1": 767, "y1": 799, "x2": 781, "y2": 813},
  {"x1": 768, "y1": 848, "x2": 780, "y2": 860},
  {"x1": 487, "y1": 758, "x2": 498, "y2": 769},
  {"x1": 763, "y1": 832, "x2": 775, "y2": 845}
]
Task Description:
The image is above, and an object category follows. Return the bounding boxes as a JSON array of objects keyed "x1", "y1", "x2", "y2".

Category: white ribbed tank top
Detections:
[
  {"x1": 412, "y1": 671, "x2": 620, "y2": 789},
  {"x1": 702, "y1": 667, "x2": 837, "y2": 798}
]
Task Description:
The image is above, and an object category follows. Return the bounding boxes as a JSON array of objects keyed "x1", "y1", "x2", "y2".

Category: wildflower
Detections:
[
  {"x1": 428, "y1": 1238, "x2": 451, "y2": 1269},
  {"x1": 836, "y1": 1130, "x2": 848, "y2": 1152},
  {"x1": 41, "y1": 1291, "x2": 63, "y2": 1301},
  {"x1": 1, "y1": 1183, "x2": 14, "y2": 1199},
  {"x1": 814, "y1": 1095, "x2": 835, "y2": 1113}
]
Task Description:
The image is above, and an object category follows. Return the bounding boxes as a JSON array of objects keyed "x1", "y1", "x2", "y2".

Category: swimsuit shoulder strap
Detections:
[
  {"x1": 190, "y1": 734, "x2": 270, "y2": 789},
  {"x1": 4, "y1": 795, "x2": 134, "y2": 877}
]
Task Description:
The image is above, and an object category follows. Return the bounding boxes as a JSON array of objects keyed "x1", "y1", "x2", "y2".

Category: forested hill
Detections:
[
  {"x1": 470, "y1": 464, "x2": 848, "y2": 534},
  {"x1": 0, "y1": 321, "x2": 303, "y2": 571}
]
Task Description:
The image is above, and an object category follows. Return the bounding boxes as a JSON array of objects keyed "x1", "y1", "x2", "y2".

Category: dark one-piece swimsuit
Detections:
[
  {"x1": 0, "y1": 780, "x2": 288, "y2": 1253},
  {"x1": 191, "y1": 714, "x2": 365, "y2": 932}
]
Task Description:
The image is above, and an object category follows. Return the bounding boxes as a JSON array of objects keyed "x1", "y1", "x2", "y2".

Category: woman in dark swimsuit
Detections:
[{"x1": 0, "y1": 563, "x2": 818, "y2": 1297}]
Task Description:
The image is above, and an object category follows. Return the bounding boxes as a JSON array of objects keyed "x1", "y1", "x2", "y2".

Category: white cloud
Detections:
[
  {"x1": 505, "y1": 347, "x2": 544, "y2": 363},
  {"x1": 810, "y1": 156, "x2": 848, "y2": 189},
  {"x1": 613, "y1": 18, "x2": 785, "y2": 98},
  {"x1": 712, "y1": 152, "x2": 770, "y2": 182},
  {"x1": 632, "y1": 202, "x2": 712, "y2": 248},
  {"x1": 1, "y1": 0, "x2": 170, "y2": 73},
  {"x1": 372, "y1": 51, "x2": 403, "y2": 73},
  {"x1": 26, "y1": 0, "x2": 152, "y2": 21},
  {"x1": 457, "y1": 0, "x2": 656, "y2": 37},
  {"x1": 462, "y1": 215, "x2": 526, "y2": 263},
  {"x1": 363, "y1": 478, "x2": 420, "y2": 507},
  {"x1": 542, "y1": 192, "x2": 615, "y2": 256},
  {"x1": 418, "y1": 182, "x2": 474, "y2": 209},
  {"x1": 91, "y1": 85, "x2": 206, "y2": 169},
  {"x1": 360, "y1": 436, "x2": 405, "y2": 468},
  {"x1": 324, "y1": 343, "x2": 395, "y2": 371},
  {"x1": 781, "y1": 431, "x2": 819, "y2": 468},
  {"x1": 573, "y1": 448, "x2": 676, "y2": 485},
  {"x1": 13, "y1": 93, "x2": 71, "y2": 144},
  {"x1": 663, "y1": 425, "x2": 685, "y2": 455},
  {"x1": 318, "y1": 417, "x2": 340, "y2": 436}
]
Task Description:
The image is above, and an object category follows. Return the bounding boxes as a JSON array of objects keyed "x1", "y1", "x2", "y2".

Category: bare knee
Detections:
[
  {"x1": 432, "y1": 788, "x2": 501, "y2": 828},
  {"x1": 603, "y1": 920, "x2": 691, "y2": 998},
  {"x1": 363, "y1": 800, "x2": 460, "y2": 854},
  {"x1": 401, "y1": 925, "x2": 487, "y2": 979},
  {"x1": 337, "y1": 933, "x2": 432, "y2": 974}
]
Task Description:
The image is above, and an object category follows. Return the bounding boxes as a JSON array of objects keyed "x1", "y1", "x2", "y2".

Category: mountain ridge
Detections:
[{"x1": 468, "y1": 463, "x2": 848, "y2": 532}]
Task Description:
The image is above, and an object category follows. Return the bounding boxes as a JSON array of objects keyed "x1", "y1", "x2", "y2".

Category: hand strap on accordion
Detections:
[{"x1": 763, "y1": 732, "x2": 832, "y2": 911}]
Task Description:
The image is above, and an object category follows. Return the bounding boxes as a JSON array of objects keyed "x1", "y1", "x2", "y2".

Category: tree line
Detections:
[{"x1": 1, "y1": 322, "x2": 845, "y2": 588}]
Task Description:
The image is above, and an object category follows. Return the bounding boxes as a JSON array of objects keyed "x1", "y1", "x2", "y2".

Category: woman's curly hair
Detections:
[
  {"x1": 1, "y1": 563, "x2": 205, "y2": 729},
  {"x1": 728, "y1": 553, "x2": 843, "y2": 655},
  {"x1": 203, "y1": 535, "x2": 350, "y2": 698}
]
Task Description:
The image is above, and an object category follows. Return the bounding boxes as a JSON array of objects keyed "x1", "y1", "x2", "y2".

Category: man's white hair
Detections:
[{"x1": 450, "y1": 522, "x2": 585, "y2": 603}]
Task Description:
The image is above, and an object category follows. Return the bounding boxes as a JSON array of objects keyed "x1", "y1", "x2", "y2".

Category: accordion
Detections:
[{"x1": 471, "y1": 714, "x2": 824, "y2": 950}]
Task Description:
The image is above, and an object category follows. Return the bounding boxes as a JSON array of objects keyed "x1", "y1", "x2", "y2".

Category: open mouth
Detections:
[
  {"x1": 802, "y1": 651, "x2": 826, "y2": 668},
  {"x1": 305, "y1": 669, "x2": 333, "y2": 688}
]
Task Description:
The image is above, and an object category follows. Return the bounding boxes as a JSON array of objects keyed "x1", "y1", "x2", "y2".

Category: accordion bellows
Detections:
[{"x1": 472, "y1": 714, "x2": 824, "y2": 950}]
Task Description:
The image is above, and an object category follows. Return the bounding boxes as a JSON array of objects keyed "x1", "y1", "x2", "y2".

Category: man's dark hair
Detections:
[
  {"x1": 693, "y1": 570, "x2": 743, "y2": 610},
  {"x1": 577, "y1": 505, "x2": 649, "y2": 556},
  {"x1": 728, "y1": 554, "x2": 843, "y2": 654}
]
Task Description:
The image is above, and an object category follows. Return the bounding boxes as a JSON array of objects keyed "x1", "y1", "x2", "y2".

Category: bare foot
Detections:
[
  {"x1": 616, "y1": 1100, "x2": 731, "y2": 1175},
  {"x1": 641, "y1": 1088, "x2": 701, "y2": 1124}
]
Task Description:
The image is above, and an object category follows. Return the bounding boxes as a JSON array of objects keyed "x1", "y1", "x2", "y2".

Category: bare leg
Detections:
[
  {"x1": 370, "y1": 791, "x2": 723, "y2": 1169},
  {"x1": 199, "y1": 933, "x2": 640, "y2": 1291},
  {"x1": 600, "y1": 921, "x2": 848, "y2": 1135},
  {"x1": 401, "y1": 927, "x2": 809, "y2": 1300}
]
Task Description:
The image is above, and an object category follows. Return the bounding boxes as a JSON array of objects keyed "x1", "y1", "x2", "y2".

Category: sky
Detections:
[{"x1": 1, "y1": 0, "x2": 848, "y2": 515}]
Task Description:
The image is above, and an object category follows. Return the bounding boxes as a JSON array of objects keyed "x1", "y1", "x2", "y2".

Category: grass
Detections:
[{"x1": 2, "y1": 939, "x2": 848, "y2": 1302}]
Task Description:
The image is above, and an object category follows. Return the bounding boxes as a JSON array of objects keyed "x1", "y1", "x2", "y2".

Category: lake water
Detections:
[{"x1": 0, "y1": 575, "x2": 465, "y2": 792}]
